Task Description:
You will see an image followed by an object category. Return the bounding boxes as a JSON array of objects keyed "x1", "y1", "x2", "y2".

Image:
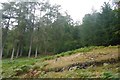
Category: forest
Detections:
[
  {"x1": 1, "y1": 0, "x2": 120, "y2": 79},
  {"x1": 1, "y1": 1, "x2": 120, "y2": 59}
]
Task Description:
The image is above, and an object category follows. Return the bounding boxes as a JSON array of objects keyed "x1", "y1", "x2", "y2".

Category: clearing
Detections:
[{"x1": 2, "y1": 46, "x2": 120, "y2": 78}]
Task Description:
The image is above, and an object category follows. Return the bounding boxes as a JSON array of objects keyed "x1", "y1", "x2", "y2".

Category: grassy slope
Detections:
[{"x1": 2, "y1": 46, "x2": 120, "y2": 78}]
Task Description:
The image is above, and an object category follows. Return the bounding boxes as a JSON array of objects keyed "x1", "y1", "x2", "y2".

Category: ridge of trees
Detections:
[{"x1": 1, "y1": 1, "x2": 120, "y2": 59}]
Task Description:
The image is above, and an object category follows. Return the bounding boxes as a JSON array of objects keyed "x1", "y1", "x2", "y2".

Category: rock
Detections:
[
  {"x1": 32, "y1": 70, "x2": 37, "y2": 75},
  {"x1": 69, "y1": 67, "x2": 73, "y2": 71},
  {"x1": 91, "y1": 58, "x2": 94, "y2": 60},
  {"x1": 81, "y1": 63, "x2": 87, "y2": 69},
  {"x1": 55, "y1": 58, "x2": 61, "y2": 62},
  {"x1": 34, "y1": 71, "x2": 41, "y2": 77},
  {"x1": 69, "y1": 66, "x2": 77, "y2": 71},
  {"x1": 88, "y1": 65, "x2": 94, "y2": 68},
  {"x1": 103, "y1": 63, "x2": 109, "y2": 66},
  {"x1": 76, "y1": 66, "x2": 80, "y2": 69},
  {"x1": 62, "y1": 67, "x2": 65, "y2": 71},
  {"x1": 28, "y1": 71, "x2": 33, "y2": 77},
  {"x1": 73, "y1": 66, "x2": 78, "y2": 70}
]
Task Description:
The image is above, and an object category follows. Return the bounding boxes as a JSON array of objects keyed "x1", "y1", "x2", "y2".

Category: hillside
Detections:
[{"x1": 2, "y1": 46, "x2": 120, "y2": 78}]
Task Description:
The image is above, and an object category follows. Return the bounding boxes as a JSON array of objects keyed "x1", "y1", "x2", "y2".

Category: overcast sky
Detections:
[
  {"x1": 50, "y1": 0, "x2": 111, "y2": 22},
  {"x1": 0, "y1": 0, "x2": 112, "y2": 22}
]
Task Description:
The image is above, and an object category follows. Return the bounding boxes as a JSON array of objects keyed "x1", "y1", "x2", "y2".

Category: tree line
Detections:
[{"x1": 1, "y1": 1, "x2": 120, "y2": 59}]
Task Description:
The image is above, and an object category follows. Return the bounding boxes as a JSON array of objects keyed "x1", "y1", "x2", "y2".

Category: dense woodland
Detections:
[{"x1": 1, "y1": 1, "x2": 120, "y2": 59}]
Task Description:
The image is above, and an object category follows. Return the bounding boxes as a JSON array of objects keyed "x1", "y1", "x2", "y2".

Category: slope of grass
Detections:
[
  {"x1": 2, "y1": 45, "x2": 119, "y2": 78},
  {"x1": 40, "y1": 46, "x2": 106, "y2": 61},
  {"x1": 44, "y1": 63, "x2": 119, "y2": 78}
]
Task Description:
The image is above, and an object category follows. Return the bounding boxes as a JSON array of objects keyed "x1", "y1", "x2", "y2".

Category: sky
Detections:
[
  {"x1": 49, "y1": 0, "x2": 111, "y2": 22},
  {"x1": 0, "y1": 0, "x2": 112, "y2": 22}
]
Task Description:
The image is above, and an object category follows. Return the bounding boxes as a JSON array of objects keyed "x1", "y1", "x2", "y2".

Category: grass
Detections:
[
  {"x1": 39, "y1": 45, "x2": 118, "y2": 61},
  {"x1": 2, "y1": 45, "x2": 119, "y2": 78},
  {"x1": 41, "y1": 46, "x2": 105, "y2": 61},
  {"x1": 43, "y1": 63, "x2": 119, "y2": 78},
  {"x1": 43, "y1": 45, "x2": 118, "y2": 69},
  {"x1": 2, "y1": 58, "x2": 37, "y2": 78}
]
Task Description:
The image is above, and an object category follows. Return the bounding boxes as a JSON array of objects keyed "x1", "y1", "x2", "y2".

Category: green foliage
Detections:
[
  {"x1": 41, "y1": 56, "x2": 54, "y2": 61},
  {"x1": 40, "y1": 46, "x2": 107, "y2": 61},
  {"x1": 2, "y1": 46, "x2": 119, "y2": 78},
  {"x1": 102, "y1": 72, "x2": 114, "y2": 79},
  {"x1": 73, "y1": 46, "x2": 93, "y2": 53},
  {"x1": 2, "y1": 58, "x2": 38, "y2": 78},
  {"x1": 55, "y1": 50, "x2": 74, "y2": 57},
  {"x1": 14, "y1": 68, "x2": 23, "y2": 75},
  {"x1": 76, "y1": 69, "x2": 92, "y2": 78},
  {"x1": 20, "y1": 65, "x2": 32, "y2": 72},
  {"x1": 13, "y1": 65, "x2": 33, "y2": 76},
  {"x1": 2, "y1": 1, "x2": 120, "y2": 62}
]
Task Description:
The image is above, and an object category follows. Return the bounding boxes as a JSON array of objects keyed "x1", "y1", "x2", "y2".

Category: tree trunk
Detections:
[
  {"x1": 28, "y1": 43, "x2": 32, "y2": 58},
  {"x1": 0, "y1": 15, "x2": 2, "y2": 60},
  {"x1": 44, "y1": 39, "x2": 47, "y2": 54},
  {"x1": 16, "y1": 46, "x2": 19, "y2": 58},
  {"x1": 6, "y1": 49, "x2": 9, "y2": 57},
  {"x1": 53, "y1": 46, "x2": 56, "y2": 53},
  {"x1": 45, "y1": 47, "x2": 47, "y2": 54},
  {"x1": 2, "y1": 19, "x2": 10, "y2": 57},
  {"x1": 20, "y1": 48, "x2": 22, "y2": 57},
  {"x1": 11, "y1": 48, "x2": 15, "y2": 60},
  {"x1": 35, "y1": 47, "x2": 38, "y2": 58},
  {"x1": 0, "y1": 47, "x2": 2, "y2": 60}
]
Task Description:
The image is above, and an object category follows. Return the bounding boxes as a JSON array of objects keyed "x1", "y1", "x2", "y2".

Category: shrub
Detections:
[
  {"x1": 102, "y1": 72, "x2": 113, "y2": 79},
  {"x1": 20, "y1": 65, "x2": 32, "y2": 72},
  {"x1": 14, "y1": 68, "x2": 23, "y2": 76},
  {"x1": 32, "y1": 65, "x2": 40, "y2": 70},
  {"x1": 42, "y1": 56, "x2": 54, "y2": 61}
]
